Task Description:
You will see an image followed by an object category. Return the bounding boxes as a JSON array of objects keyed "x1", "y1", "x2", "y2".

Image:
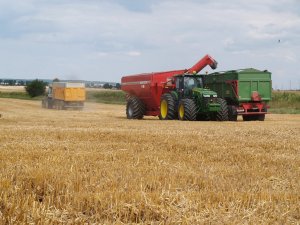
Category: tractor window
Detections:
[
  {"x1": 196, "y1": 77, "x2": 203, "y2": 88},
  {"x1": 184, "y1": 77, "x2": 202, "y2": 89},
  {"x1": 176, "y1": 77, "x2": 183, "y2": 90}
]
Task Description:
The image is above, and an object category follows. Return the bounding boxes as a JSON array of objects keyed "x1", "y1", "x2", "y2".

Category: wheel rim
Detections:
[
  {"x1": 179, "y1": 104, "x2": 184, "y2": 119},
  {"x1": 160, "y1": 100, "x2": 168, "y2": 118}
]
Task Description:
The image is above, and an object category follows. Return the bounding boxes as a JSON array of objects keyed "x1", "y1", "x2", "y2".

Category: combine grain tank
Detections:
[
  {"x1": 203, "y1": 68, "x2": 272, "y2": 121},
  {"x1": 42, "y1": 81, "x2": 86, "y2": 110}
]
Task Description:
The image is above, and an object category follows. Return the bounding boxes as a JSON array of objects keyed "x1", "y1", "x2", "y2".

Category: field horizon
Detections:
[{"x1": 1, "y1": 85, "x2": 300, "y2": 114}]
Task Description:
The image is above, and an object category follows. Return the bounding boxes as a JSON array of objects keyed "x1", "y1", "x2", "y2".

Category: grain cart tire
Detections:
[
  {"x1": 159, "y1": 93, "x2": 176, "y2": 120},
  {"x1": 178, "y1": 99, "x2": 197, "y2": 121},
  {"x1": 228, "y1": 105, "x2": 238, "y2": 121},
  {"x1": 258, "y1": 114, "x2": 265, "y2": 121},
  {"x1": 215, "y1": 98, "x2": 229, "y2": 121},
  {"x1": 126, "y1": 96, "x2": 145, "y2": 119},
  {"x1": 243, "y1": 115, "x2": 258, "y2": 121},
  {"x1": 258, "y1": 108, "x2": 267, "y2": 121},
  {"x1": 242, "y1": 115, "x2": 250, "y2": 121}
]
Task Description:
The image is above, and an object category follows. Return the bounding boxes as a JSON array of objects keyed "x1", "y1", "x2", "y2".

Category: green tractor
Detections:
[{"x1": 159, "y1": 74, "x2": 228, "y2": 121}]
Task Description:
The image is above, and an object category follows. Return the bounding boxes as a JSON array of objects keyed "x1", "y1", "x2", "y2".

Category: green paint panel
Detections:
[{"x1": 203, "y1": 68, "x2": 272, "y2": 103}]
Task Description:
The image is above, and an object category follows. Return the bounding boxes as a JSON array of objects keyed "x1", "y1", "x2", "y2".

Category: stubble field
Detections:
[{"x1": 0, "y1": 98, "x2": 299, "y2": 224}]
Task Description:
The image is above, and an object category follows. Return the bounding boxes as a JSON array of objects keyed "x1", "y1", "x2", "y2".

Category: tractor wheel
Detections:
[
  {"x1": 178, "y1": 99, "x2": 197, "y2": 121},
  {"x1": 126, "y1": 96, "x2": 145, "y2": 119},
  {"x1": 159, "y1": 93, "x2": 176, "y2": 120},
  {"x1": 228, "y1": 105, "x2": 238, "y2": 121},
  {"x1": 215, "y1": 98, "x2": 229, "y2": 121}
]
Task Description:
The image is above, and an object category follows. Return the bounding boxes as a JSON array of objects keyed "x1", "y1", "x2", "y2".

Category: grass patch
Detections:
[
  {"x1": 2, "y1": 88, "x2": 300, "y2": 114},
  {"x1": 87, "y1": 90, "x2": 126, "y2": 104},
  {"x1": 269, "y1": 91, "x2": 300, "y2": 114},
  {"x1": 0, "y1": 91, "x2": 42, "y2": 100}
]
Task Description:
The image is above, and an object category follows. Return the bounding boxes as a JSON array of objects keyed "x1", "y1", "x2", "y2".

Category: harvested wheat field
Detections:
[{"x1": 0, "y1": 98, "x2": 299, "y2": 224}]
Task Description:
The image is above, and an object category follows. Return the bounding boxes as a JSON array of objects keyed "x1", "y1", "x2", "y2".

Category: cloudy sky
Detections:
[{"x1": 0, "y1": 0, "x2": 299, "y2": 89}]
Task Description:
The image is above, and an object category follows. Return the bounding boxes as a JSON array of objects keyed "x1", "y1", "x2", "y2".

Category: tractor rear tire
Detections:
[
  {"x1": 178, "y1": 99, "x2": 197, "y2": 121},
  {"x1": 126, "y1": 96, "x2": 145, "y2": 119},
  {"x1": 215, "y1": 98, "x2": 229, "y2": 121},
  {"x1": 159, "y1": 93, "x2": 176, "y2": 120}
]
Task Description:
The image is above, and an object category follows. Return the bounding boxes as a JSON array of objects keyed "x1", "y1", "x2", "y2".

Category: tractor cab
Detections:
[{"x1": 174, "y1": 74, "x2": 204, "y2": 97}]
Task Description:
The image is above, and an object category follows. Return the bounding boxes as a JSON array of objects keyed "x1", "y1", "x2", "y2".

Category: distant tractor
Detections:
[
  {"x1": 203, "y1": 68, "x2": 272, "y2": 121},
  {"x1": 121, "y1": 54, "x2": 228, "y2": 121},
  {"x1": 42, "y1": 82, "x2": 86, "y2": 110}
]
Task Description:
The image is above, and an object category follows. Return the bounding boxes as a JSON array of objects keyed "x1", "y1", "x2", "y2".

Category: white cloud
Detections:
[
  {"x1": 0, "y1": 0, "x2": 299, "y2": 89},
  {"x1": 126, "y1": 51, "x2": 141, "y2": 57}
]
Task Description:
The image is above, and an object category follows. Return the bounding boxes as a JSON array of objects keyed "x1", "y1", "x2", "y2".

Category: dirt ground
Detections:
[{"x1": 0, "y1": 98, "x2": 299, "y2": 224}]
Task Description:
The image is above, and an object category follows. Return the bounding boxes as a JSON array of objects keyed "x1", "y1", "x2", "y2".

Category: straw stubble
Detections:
[{"x1": 0, "y1": 99, "x2": 299, "y2": 224}]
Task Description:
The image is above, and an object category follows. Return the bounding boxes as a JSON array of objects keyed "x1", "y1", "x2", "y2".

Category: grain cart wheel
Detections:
[
  {"x1": 242, "y1": 115, "x2": 254, "y2": 121},
  {"x1": 258, "y1": 108, "x2": 267, "y2": 121},
  {"x1": 126, "y1": 96, "x2": 145, "y2": 119},
  {"x1": 242, "y1": 115, "x2": 250, "y2": 121},
  {"x1": 228, "y1": 105, "x2": 238, "y2": 121},
  {"x1": 258, "y1": 114, "x2": 265, "y2": 121},
  {"x1": 215, "y1": 98, "x2": 229, "y2": 121},
  {"x1": 159, "y1": 93, "x2": 176, "y2": 120},
  {"x1": 178, "y1": 99, "x2": 197, "y2": 121}
]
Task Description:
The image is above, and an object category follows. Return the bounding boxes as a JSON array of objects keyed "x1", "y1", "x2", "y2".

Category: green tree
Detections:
[
  {"x1": 103, "y1": 83, "x2": 112, "y2": 89},
  {"x1": 25, "y1": 79, "x2": 46, "y2": 97},
  {"x1": 115, "y1": 83, "x2": 121, "y2": 89}
]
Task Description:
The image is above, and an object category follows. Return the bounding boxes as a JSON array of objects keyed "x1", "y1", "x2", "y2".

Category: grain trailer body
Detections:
[
  {"x1": 203, "y1": 68, "x2": 272, "y2": 121},
  {"x1": 42, "y1": 82, "x2": 86, "y2": 110}
]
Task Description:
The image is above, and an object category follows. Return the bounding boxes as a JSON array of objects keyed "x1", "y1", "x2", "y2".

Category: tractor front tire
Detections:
[
  {"x1": 215, "y1": 98, "x2": 229, "y2": 121},
  {"x1": 159, "y1": 93, "x2": 176, "y2": 120},
  {"x1": 178, "y1": 99, "x2": 197, "y2": 121},
  {"x1": 126, "y1": 97, "x2": 145, "y2": 119}
]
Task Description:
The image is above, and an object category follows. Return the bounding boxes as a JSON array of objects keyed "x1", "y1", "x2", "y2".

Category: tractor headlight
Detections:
[
  {"x1": 212, "y1": 94, "x2": 217, "y2": 98},
  {"x1": 203, "y1": 94, "x2": 210, "y2": 98}
]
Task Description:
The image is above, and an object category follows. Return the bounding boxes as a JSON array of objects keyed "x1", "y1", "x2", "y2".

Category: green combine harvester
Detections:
[{"x1": 202, "y1": 68, "x2": 272, "y2": 121}]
